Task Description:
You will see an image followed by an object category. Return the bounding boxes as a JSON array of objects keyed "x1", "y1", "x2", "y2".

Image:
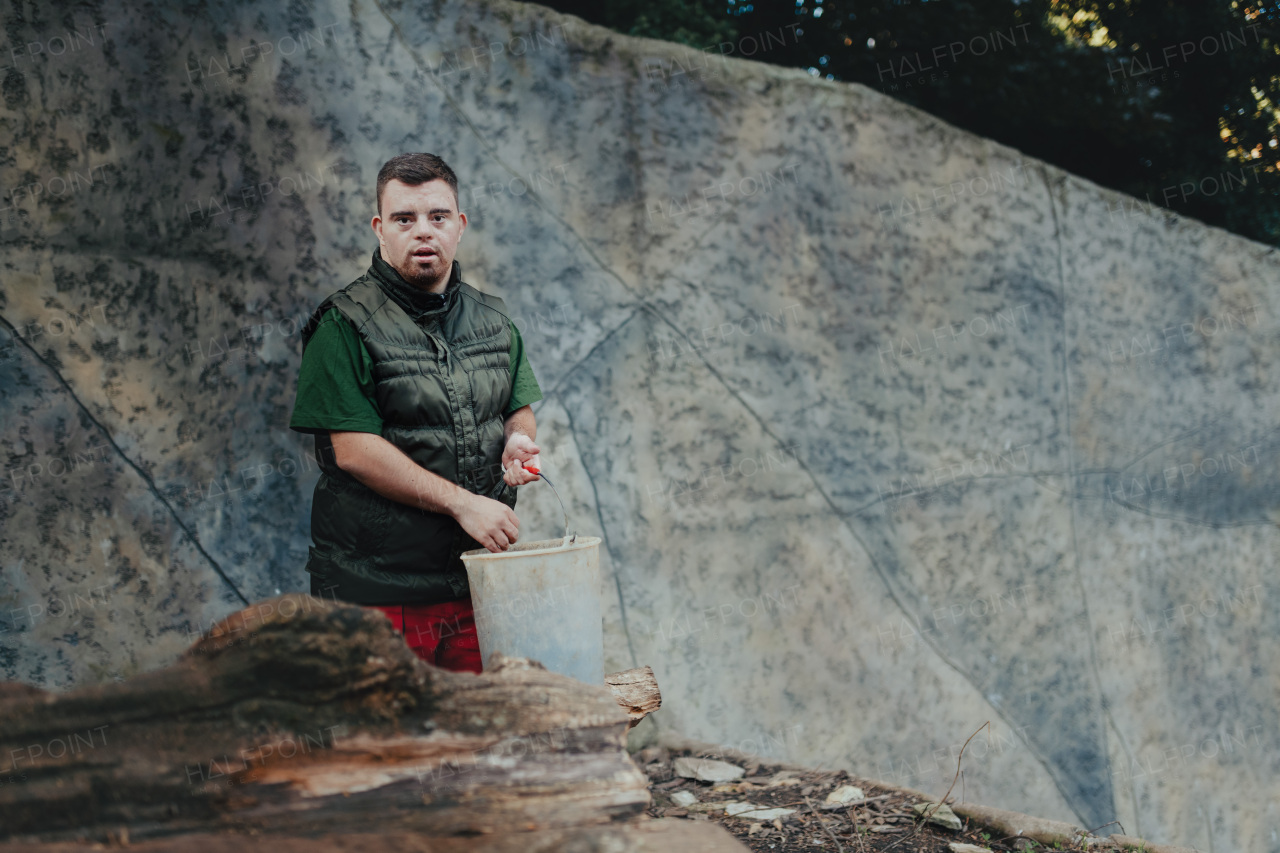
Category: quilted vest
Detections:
[{"x1": 301, "y1": 256, "x2": 516, "y2": 605}]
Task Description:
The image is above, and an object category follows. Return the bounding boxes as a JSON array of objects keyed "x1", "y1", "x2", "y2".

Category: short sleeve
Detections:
[
  {"x1": 289, "y1": 308, "x2": 384, "y2": 435},
  {"x1": 506, "y1": 321, "x2": 543, "y2": 415}
]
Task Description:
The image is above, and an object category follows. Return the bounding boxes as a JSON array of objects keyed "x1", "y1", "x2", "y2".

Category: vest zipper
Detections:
[{"x1": 426, "y1": 328, "x2": 449, "y2": 366}]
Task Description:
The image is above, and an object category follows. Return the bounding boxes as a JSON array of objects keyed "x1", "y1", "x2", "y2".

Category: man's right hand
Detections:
[{"x1": 454, "y1": 492, "x2": 520, "y2": 553}]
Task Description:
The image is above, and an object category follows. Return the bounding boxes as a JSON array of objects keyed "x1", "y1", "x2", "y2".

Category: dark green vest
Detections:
[{"x1": 301, "y1": 256, "x2": 516, "y2": 605}]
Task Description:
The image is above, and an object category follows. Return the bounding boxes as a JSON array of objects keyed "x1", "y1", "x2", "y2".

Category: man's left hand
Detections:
[{"x1": 501, "y1": 433, "x2": 541, "y2": 486}]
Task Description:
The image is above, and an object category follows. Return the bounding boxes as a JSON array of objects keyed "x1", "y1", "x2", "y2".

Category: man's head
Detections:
[{"x1": 372, "y1": 153, "x2": 466, "y2": 293}]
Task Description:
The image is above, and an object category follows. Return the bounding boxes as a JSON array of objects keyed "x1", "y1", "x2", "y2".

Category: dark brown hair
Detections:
[{"x1": 375, "y1": 153, "x2": 459, "y2": 215}]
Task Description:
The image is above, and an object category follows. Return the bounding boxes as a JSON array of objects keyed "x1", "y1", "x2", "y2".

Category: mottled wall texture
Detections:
[{"x1": 0, "y1": 0, "x2": 1276, "y2": 848}]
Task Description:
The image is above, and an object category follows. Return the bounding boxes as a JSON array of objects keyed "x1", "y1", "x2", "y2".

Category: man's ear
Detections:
[{"x1": 371, "y1": 214, "x2": 384, "y2": 244}]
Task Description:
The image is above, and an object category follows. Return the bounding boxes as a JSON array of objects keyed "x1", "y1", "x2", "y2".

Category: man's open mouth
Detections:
[{"x1": 413, "y1": 249, "x2": 437, "y2": 260}]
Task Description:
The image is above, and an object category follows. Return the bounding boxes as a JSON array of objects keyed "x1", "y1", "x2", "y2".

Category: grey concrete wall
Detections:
[{"x1": 0, "y1": 0, "x2": 1276, "y2": 848}]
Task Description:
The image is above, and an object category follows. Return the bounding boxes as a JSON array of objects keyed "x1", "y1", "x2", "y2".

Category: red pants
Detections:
[{"x1": 370, "y1": 599, "x2": 482, "y2": 674}]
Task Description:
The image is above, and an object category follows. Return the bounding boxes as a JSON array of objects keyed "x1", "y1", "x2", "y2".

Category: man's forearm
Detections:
[
  {"x1": 329, "y1": 430, "x2": 469, "y2": 516},
  {"x1": 504, "y1": 404, "x2": 536, "y2": 442}
]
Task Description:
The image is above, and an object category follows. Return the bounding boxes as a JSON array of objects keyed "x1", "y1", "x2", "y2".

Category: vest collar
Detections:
[{"x1": 369, "y1": 248, "x2": 462, "y2": 321}]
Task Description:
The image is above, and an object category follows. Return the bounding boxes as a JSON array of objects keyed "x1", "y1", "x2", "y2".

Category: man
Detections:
[{"x1": 289, "y1": 153, "x2": 544, "y2": 673}]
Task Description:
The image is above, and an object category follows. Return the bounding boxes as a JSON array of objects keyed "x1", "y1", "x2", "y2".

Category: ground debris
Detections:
[
  {"x1": 670, "y1": 790, "x2": 699, "y2": 807},
  {"x1": 674, "y1": 756, "x2": 746, "y2": 782},
  {"x1": 916, "y1": 801, "x2": 964, "y2": 830},
  {"x1": 644, "y1": 745, "x2": 1086, "y2": 853},
  {"x1": 824, "y1": 784, "x2": 865, "y2": 804}
]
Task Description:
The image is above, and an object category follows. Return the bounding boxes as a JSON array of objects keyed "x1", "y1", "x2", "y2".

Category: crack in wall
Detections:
[
  {"x1": 839, "y1": 465, "x2": 1278, "y2": 531},
  {"x1": 680, "y1": 337, "x2": 1090, "y2": 824},
  {"x1": 1039, "y1": 162, "x2": 1114, "y2": 825},
  {"x1": 561, "y1": 402, "x2": 639, "y2": 671},
  {"x1": 531, "y1": 308, "x2": 645, "y2": 669},
  {"x1": 1107, "y1": 713, "x2": 1144, "y2": 839},
  {"x1": 535, "y1": 306, "x2": 644, "y2": 408},
  {"x1": 0, "y1": 313, "x2": 251, "y2": 609}
]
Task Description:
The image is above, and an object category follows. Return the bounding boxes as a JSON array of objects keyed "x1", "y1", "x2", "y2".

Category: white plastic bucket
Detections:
[{"x1": 461, "y1": 536, "x2": 604, "y2": 685}]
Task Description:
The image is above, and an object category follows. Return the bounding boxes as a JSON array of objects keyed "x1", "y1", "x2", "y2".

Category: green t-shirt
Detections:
[{"x1": 289, "y1": 307, "x2": 543, "y2": 436}]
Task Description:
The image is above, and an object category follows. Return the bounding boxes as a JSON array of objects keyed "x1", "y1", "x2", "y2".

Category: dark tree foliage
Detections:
[{"x1": 546, "y1": 0, "x2": 1280, "y2": 247}]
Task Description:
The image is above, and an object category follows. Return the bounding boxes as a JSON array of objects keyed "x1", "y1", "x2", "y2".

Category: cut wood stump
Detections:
[
  {"x1": 0, "y1": 594, "x2": 736, "y2": 852},
  {"x1": 605, "y1": 665, "x2": 662, "y2": 728}
]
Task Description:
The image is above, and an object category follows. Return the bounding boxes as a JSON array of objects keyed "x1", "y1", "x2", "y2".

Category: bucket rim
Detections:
[{"x1": 460, "y1": 535, "x2": 602, "y2": 561}]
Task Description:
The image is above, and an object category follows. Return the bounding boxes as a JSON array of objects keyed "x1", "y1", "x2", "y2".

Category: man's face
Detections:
[{"x1": 371, "y1": 178, "x2": 467, "y2": 292}]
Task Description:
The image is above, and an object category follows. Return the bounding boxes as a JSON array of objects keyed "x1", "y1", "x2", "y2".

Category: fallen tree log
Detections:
[
  {"x1": 0, "y1": 820, "x2": 750, "y2": 853},
  {"x1": 0, "y1": 594, "x2": 733, "y2": 852}
]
